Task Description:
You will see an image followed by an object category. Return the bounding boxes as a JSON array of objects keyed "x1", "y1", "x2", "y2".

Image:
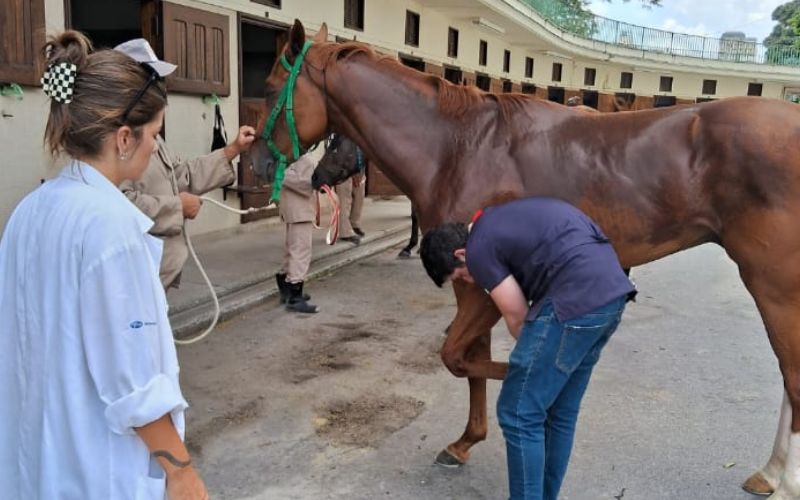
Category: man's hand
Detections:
[
  {"x1": 166, "y1": 465, "x2": 209, "y2": 500},
  {"x1": 223, "y1": 126, "x2": 257, "y2": 161},
  {"x1": 179, "y1": 192, "x2": 202, "y2": 219},
  {"x1": 489, "y1": 275, "x2": 529, "y2": 339}
]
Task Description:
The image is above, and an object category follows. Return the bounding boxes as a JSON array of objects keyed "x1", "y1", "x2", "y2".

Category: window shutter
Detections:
[
  {"x1": 0, "y1": 0, "x2": 46, "y2": 86},
  {"x1": 162, "y1": 2, "x2": 230, "y2": 96}
]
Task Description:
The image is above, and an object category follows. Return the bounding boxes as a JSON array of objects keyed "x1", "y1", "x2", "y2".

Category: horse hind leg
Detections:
[
  {"x1": 743, "y1": 391, "x2": 790, "y2": 495},
  {"x1": 728, "y1": 230, "x2": 800, "y2": 499}
]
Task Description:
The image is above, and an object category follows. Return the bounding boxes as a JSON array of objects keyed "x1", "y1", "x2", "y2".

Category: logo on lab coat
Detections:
[{"x1": 129, "y1": 320, "x2": 156, "y2": 329}]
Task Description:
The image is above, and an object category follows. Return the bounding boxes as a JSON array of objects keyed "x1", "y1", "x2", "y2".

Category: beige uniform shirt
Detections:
[{"x1": 121, "y1": 137, "x2": 235, "y2": 288}]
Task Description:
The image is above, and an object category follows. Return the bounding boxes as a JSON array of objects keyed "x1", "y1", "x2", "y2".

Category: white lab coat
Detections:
[{"x1": 0, "y1": 162, "x2": 187, "y2": 500}]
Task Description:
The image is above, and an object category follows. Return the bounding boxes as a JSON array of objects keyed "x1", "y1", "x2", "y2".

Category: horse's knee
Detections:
[
  {"x1": 441, "y1": 347, "x2": 467, "y2": 377},
  {"x1": 466, "y1": 421, "x2": 488, "y2": 443}
]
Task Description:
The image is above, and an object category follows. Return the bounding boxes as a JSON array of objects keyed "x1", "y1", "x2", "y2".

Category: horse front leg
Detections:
[
  {"x1": 398, "y1": 207, "x2": 419, "y2": 258},
  {"x1": 435, "y1": 281, "x2": 506, "y2": 467}
]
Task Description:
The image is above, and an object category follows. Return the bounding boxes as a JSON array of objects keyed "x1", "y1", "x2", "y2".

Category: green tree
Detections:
[
  {"x1": 763, "y1": 0, "x2": 800, "y2": 64},
  {"x1": 765, "y1": 0, "x2": 800, "y2": 47},
  {"x1": 551, "y1": 0, "x2": 661, "y2": 37}
]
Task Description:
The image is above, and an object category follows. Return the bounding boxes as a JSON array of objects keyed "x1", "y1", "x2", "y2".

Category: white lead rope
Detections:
[
  {"x1": 173, "y1": 195, "x2": 275, "y2": 346},
  {"x1": 173, "y1": 187, "x2": 340, "y2": 345}
]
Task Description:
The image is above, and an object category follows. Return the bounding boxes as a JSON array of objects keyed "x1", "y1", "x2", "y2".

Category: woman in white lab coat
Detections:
[{"x1": 0, "y1": 32, "x2": 207, "y2": 499}]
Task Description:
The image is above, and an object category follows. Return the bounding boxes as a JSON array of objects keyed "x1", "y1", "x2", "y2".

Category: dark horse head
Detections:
[
  {"x1": 249, "y1": 20, "x2": 331, "y2": 183},
  {"x1": 312, "y1": 134, "x2": 363, "y2": 190}
]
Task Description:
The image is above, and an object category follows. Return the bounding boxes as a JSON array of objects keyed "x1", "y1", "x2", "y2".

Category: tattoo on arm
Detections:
[{"x1": 152, "y1": 450, "x2": 192, "y2": 468}]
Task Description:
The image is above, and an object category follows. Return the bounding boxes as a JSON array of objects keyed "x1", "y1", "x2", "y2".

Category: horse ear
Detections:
[
  {"x1": 288, "y1": 19, "x2": 306, "y2": 59},
  {"x1": 313, "y1": 23, "x2": 328, "y2": 43}
]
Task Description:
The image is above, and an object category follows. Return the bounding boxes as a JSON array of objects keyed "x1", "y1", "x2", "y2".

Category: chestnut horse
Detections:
[{"x1": 252, "y1": 20, "x2": 800, "y2": 498}]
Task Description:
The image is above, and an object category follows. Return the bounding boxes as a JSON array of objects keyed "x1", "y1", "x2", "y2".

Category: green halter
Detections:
[{"x1": 261, "y1": 40, "x2": 313, "y2": 201}]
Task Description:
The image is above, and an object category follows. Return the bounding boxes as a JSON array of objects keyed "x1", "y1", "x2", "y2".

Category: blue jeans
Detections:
[{"x1": 497, "y1": 297, "x2": 626, "y2": 500}]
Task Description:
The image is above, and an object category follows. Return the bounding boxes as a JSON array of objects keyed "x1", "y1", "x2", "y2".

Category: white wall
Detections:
[{"x1": 0, "y1": 0, "x2": 67, "y2": 232}]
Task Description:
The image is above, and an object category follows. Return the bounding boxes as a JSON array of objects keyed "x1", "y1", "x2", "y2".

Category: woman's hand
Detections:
[
  {"x1": 167, "y1": 465, "x2": 209, "y2": 500},
  {"x1": 135, "y1": 415, "x2": 207, "y2": 499}
]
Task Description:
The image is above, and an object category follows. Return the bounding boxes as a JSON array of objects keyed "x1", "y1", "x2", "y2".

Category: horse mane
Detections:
[{"x1": 317, "y1": 41, "x2": 537, "y2": 122}]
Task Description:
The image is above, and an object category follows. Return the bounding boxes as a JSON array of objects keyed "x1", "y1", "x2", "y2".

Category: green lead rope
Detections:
[{"x1": 262, "y1": 40, "x2": 313, "y2": 201}]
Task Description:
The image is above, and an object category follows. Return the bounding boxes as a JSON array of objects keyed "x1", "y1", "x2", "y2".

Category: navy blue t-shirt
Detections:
[{"x1": 465, "y1": 197, "x2": 635, "y2": 322}]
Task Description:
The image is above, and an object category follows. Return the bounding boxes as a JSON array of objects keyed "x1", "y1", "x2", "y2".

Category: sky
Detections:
[{"x1": 586, "y1": 0, "x2": 786, "y2": 43}]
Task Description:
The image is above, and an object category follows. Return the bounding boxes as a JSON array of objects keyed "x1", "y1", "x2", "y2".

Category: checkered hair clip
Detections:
[{"x1": 41, "y1": 62, "x2": 78, "y2": 104}]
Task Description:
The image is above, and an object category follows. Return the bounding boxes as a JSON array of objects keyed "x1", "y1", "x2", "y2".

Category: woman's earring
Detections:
[{"x1": 119, "y1": 152, "x2": 128, "y2": 161}]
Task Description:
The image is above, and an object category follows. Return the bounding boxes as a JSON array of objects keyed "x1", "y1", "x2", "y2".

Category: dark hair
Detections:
[
  {"x1": 42, "y1": 31, "x2": 167, "y2": 159},
  {"x1": 420, "y1": 222, "x2": 469, "y2": 287}
]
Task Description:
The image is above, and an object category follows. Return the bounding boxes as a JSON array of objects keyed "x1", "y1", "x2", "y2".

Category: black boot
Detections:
[
  {"x1": 339, "y1": 235, "x2": 361, "y2": 245},
  {"x1": 276, "y1": 273, "x2": 310, "y2": 304},
  {"x1": 286, "y1": 281, "x2": 319, "y2": 313}
]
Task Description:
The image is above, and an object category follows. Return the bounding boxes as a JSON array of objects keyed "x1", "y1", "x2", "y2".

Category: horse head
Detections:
[
  {"x1": 251, "y1": 19, "x2": 330, "y2": 185},
  {"x1": 312, "y1": 134, "x2": 362, "y2": 190}
]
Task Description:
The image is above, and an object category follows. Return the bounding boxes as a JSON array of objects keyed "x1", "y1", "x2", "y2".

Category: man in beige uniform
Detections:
[
  {"x1": 276, "y1": 150, "x2": 320, "y2": 314},
  {"x1": 121, "y1": 128, "x2": 254, "y2": 289},
  {"x1": 335, "y1": 171, "x2": 366, "y2": 244}
]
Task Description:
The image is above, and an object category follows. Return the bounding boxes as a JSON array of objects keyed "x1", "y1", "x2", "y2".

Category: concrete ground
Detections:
[
  {"x1": 176, "y1": 242, "x2": 782, "y2": 500},
  {"x1": 167, "y1": 196, "x2": 413, "y2": 336}
]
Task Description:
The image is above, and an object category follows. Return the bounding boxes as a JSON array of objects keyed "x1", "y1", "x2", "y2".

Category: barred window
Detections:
[
  {"x1": 447, "y1": 28, "x2": 458, "y2": 58},
  {"x1": 660, "y1": 76, "x2": 673, "y2": 92},
  {"x1": 405, "y1": 10, "x2": 420, "y2": 47},
  {"x1": 584, "y1": 68, "x2": 596, "y2": 86},
  {"x1": 702, "y1": 79, "x2": 717, "y2": 95},
  {"x1": 552, "y1": 63, "x2": 562, "y2": 82},
  {"x1": 620, "y1": 72, "x2": 633, "y2": 89},
  {"x1": 344, "y1": 0, "x2": 364, "y2": 31}
]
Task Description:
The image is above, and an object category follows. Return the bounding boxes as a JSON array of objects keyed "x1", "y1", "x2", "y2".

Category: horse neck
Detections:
[{"x1": 323, "y1": 57, "x2": 449, "y2": 204}]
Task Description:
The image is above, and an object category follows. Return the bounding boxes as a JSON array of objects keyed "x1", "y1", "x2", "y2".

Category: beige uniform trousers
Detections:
[
  {"x1": 335, "y1": 173, "x2": 365, "y2": 238},
  {"x1": 282, "y1": 221, "x2": 313, "y2": 283}
]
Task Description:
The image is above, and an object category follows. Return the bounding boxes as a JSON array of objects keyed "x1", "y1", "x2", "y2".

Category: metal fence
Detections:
[{"x1": 518, "y1": 0, "x2": 800, "y2": 67}]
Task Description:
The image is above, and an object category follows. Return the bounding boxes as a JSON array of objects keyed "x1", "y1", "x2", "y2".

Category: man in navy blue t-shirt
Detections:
[{"x1": 421, "y1": 197, "x2": 634, "y2": 500}]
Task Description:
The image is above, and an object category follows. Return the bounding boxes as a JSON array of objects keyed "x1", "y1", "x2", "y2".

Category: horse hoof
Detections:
[
  {"x1": 397, "y1": 250, "x2": 412, "y2": 259},
  {"x1": 742, "y1": 471, "x2": 775, "y2": 496},
  {"x1": 434, "y1": 449, "x2": 466, "y2": 468}
]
